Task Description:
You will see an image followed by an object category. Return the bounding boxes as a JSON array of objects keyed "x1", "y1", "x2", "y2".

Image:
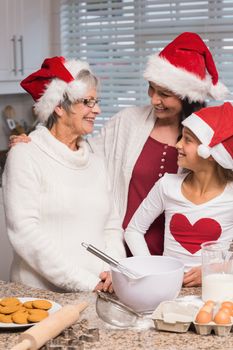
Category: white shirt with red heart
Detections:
[{"x1": 125, "y1": 173, "x2": 233, "y2": 271}]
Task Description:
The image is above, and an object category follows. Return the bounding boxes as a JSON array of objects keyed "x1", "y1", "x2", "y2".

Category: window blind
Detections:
[{"x1": 60, "y1": 0, "x2": 233, "y2": 132}]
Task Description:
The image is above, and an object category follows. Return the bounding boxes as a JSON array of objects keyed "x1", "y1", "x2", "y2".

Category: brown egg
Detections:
[
  {"x1": 221, "y1": 301, "x2": 233, "y2": 310},
  {"x1": 221, "y1": 301, "x2": 233, "y2": 316},
  {"x1": 204, "y1": 300, "x2": 215, "y2": 308},
  {"x1": 214, "y1": 310, "x2": 231, "y2": 325},
  {"x1": 200, "y1": 305, "x2": 213, "y2": 314},
  {"x1": 219, "y1": 307, "x2": 231, "y2": 316},
  {"x1": 195, "y1": 310, "x2": 212, "y2": 324}
]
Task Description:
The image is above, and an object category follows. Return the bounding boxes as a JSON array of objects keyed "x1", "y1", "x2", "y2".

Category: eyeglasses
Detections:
[{"x1": 77, "y1": 98, "x2": 101, "y2": 108}]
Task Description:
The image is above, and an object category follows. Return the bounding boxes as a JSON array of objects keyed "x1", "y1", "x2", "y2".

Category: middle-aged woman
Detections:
[
  {"x1": 8, "y1": 32, "x2": 230, "y2": 286},
  {"x1": 3, "y1": 56, "x2": 126, "y2": 293}
]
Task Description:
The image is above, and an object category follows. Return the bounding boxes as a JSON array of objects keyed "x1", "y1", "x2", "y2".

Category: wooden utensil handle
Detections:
[
  {"x1": 10, "y1": 302, "x2": 88, "y2": 350},
  {"x1": 10, "y1": 339, "x2": 32, "y2": 350}
]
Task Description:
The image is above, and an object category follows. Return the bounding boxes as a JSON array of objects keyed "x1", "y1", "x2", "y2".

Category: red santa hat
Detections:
[
  {"x1": 182, "y1": 102, "x2": 233, "y2": 170},
  {"x1": 20, "y1": 56, "x2": 92, "y2": 122},
  {"x1": 143, "y1": 32, "x2": 230, "y2": 102}
]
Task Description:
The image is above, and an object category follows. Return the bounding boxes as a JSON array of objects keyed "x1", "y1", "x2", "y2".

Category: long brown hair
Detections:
[
  {"x1": 216, "y1": 164, "x2": 233, "y2": 183},
  {"x1": 182, "y1": 162, "x2": 233, "y2": 183}
]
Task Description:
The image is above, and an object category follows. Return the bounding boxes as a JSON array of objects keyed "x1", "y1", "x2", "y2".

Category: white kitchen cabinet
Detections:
[
  {"x1": 0, "y1": 0, "x2": 51, "y2": 94},
  {"x1": 0, "y1": 188, "x2": 13, "y2": 281}
]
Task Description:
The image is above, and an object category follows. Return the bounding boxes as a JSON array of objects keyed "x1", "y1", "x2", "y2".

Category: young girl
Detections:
[{"x1": 125, "y1": 102, "x2": 233, "y2": 287}]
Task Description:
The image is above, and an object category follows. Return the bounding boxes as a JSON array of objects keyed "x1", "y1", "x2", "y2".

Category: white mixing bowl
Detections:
[{"x1": 111, "y1": 256, "x2": 184, "y2": 313}]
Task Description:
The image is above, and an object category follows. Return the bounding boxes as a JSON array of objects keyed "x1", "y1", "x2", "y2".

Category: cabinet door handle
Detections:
[
  {"x1": 11, "y1": 35, "x2": 17, "y2": 75},
  {"x1": 18, "y1": 35, "x2": 24, "y2": 75}
]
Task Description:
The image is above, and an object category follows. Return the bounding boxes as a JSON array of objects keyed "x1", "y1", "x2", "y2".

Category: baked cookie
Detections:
[
  {"x1": 32, "y1": 300, "x2": 52, "y2": 310},
  {"x1": 0, "y1": 297, "x2": 21, "y2": 307},
  {"x1": 12, "y1": 306, "x2": 27, "y2": 314},
  {"x1": 0, "y1": 313, "x2": 12, "y2": 323},
  {"x1": 27, "y1": 309, "x2": 48, "y2": 323},
  {"x1": 23, "y1": 301, "x2": 34, "y2": 309},
  {"x1": 12, "y1": 312, "x2": 29, "y2": 324},
  {"x1": 0, "y1": 298, "x2": 53, "y2": 324},
  {"x1": 0, "y1": 304, "x2": 20, "y2": 314}
]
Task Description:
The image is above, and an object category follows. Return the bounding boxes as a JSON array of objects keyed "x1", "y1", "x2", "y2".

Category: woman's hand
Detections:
[
  {"x1": 94, "y1": 271, "x2": 113, "y2": 293},
  {"x1": 183, "y1": 266, "x2": 202, "y2": 287},
  {"x1": 9, "y1": 134, "x2": 31, "y2": 148}
]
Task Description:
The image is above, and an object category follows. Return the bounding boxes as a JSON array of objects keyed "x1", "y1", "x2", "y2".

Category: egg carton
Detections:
[
  {"x1": 151, "y1": 300, "x2": 233, "y2": 336},
  {"x1": 193, "y1": 321, "x2": 232, "y2": 336},
  {"x1": 151, "y1": 300, "x2": 198, "y2": 333}
]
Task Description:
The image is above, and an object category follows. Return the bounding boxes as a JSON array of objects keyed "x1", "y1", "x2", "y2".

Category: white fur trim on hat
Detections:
[
  {"x1": 143, "y1": 54, "x2": 230, "y2": 102},
  {"x1": 197, "y1": 143, "x2": 233, "y2": 168},
  {"x1": 211, "y1": 143, "x2": 233, "y2": 170},
  {"x1": 182, "y1": 113, "x2": 214, "y2": 144},
  {"x1": 210, "y1": 81, "x2": 231, "y2": 101},
  {"x1": 34, "y1": 60, "x2": 92, "y2": 122}
]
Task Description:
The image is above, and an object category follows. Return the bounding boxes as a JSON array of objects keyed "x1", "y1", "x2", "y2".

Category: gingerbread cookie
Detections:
[
  {"x1": 12, "y1": 306, "x2": 27, "y2": 314},
  {"x1": 0, "y1": 314, "x2": 13, "y2": 323},
  {"x1": 23, "y1": 301, "x2": 34, "y2": 309},
  {"x1": 0, "y1": 297, "x2": 53, "y2": 324},
  {"x1": 32, "y1": 300, "x2": 52, "y2": 310},
  {"x1": 27, "y1": 309, "x2": 48, "y2": 323},
  {"x1": 0, "y1": 297, "x2": 21, "y2": 307},
  {"x1": 0, "y1": 304, "x2": 20, "y2": 314},
  {"x1": 12, "y1": 312, "x2": 29, "y2": 324}
]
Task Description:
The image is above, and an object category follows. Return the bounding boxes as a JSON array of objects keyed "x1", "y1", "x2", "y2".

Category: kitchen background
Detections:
[
  {"x1": 0, "y1": 0, "x2": 60, "y2": 151},
  {"x1": 0, "y1": 0, "x2": 233, "y2": 281}
]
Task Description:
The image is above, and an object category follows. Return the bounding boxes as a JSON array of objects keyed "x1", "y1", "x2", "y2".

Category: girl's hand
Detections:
[
  {"x1": 183, "y1": 266, "x2": 202, "y2": 287},
  {"x1": 94, "y1": 271, "x2": 113, "y2": 293},
  {"x1": 9, "y1": 134, "x2": 31, "y2": 148}
]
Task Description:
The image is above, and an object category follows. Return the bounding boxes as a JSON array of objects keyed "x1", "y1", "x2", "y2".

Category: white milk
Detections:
[{"x1": 202, "y1": 273, "x2": 233, "y2": 302}]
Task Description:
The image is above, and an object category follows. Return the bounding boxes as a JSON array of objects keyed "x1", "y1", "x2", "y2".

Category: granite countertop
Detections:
[{"x1": 0, "y1": 280, "x2": 233, "y2": 350}]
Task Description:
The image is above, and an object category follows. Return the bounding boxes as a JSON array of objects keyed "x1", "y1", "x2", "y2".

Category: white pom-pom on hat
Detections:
[{"x1": 197, "y1": 144, "x2": 211, "y2": 159}]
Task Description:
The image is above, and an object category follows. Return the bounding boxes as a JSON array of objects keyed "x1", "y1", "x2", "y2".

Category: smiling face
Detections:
[
  {"x1": 176, "y1": 127, "x2": 208, "y2": 171},
  {"x1": 52, "y1": 88, "x2": 101, "y2": 150},
  {"x1": 55, "y1": 88, "x2": 101, "y2": 137},
  {"x1": 68, "y1": 88, "x2": 101, "y2": 136},
  {"x1": 148, "y1": 82, "x2": 183, "y2": 122}
]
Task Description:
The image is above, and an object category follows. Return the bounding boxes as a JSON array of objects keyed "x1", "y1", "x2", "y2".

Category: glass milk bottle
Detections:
[{"x1": 201, "y1": 241, "x2": 233, "y2": 302}]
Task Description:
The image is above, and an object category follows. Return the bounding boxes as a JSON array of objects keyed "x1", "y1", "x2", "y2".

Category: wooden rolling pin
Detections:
[{"x1": 10, "y1": 302, "x2": 88, "y2": 350}]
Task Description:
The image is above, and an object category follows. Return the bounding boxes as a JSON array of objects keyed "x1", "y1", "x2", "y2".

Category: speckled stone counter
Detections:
[{"x1": 0, "y1": 280, "x2": 233, "y2": 350}]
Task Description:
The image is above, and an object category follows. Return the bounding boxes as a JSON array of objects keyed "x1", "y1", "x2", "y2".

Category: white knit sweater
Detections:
[
  {"x1": 88, "y1": 105, "x2": 155, "y2": 220},
  {"x1": 3, "y1": 126, "x2": 125, "y2": 292}
]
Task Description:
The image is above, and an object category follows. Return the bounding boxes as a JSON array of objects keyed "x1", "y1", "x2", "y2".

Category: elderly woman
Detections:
[{"x1": 2, "y1": 56, "x2": 125, "y2": 292}]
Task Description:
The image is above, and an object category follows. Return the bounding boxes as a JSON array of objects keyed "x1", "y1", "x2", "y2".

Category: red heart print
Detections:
[{"x1": 170, "y1": 213, "x2": 222, "y2": 254}]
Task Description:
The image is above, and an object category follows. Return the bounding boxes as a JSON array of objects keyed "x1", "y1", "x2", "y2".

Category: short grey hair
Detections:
[{"x1": 45, "y1": 69, "x2": 99, "y2": 130}]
